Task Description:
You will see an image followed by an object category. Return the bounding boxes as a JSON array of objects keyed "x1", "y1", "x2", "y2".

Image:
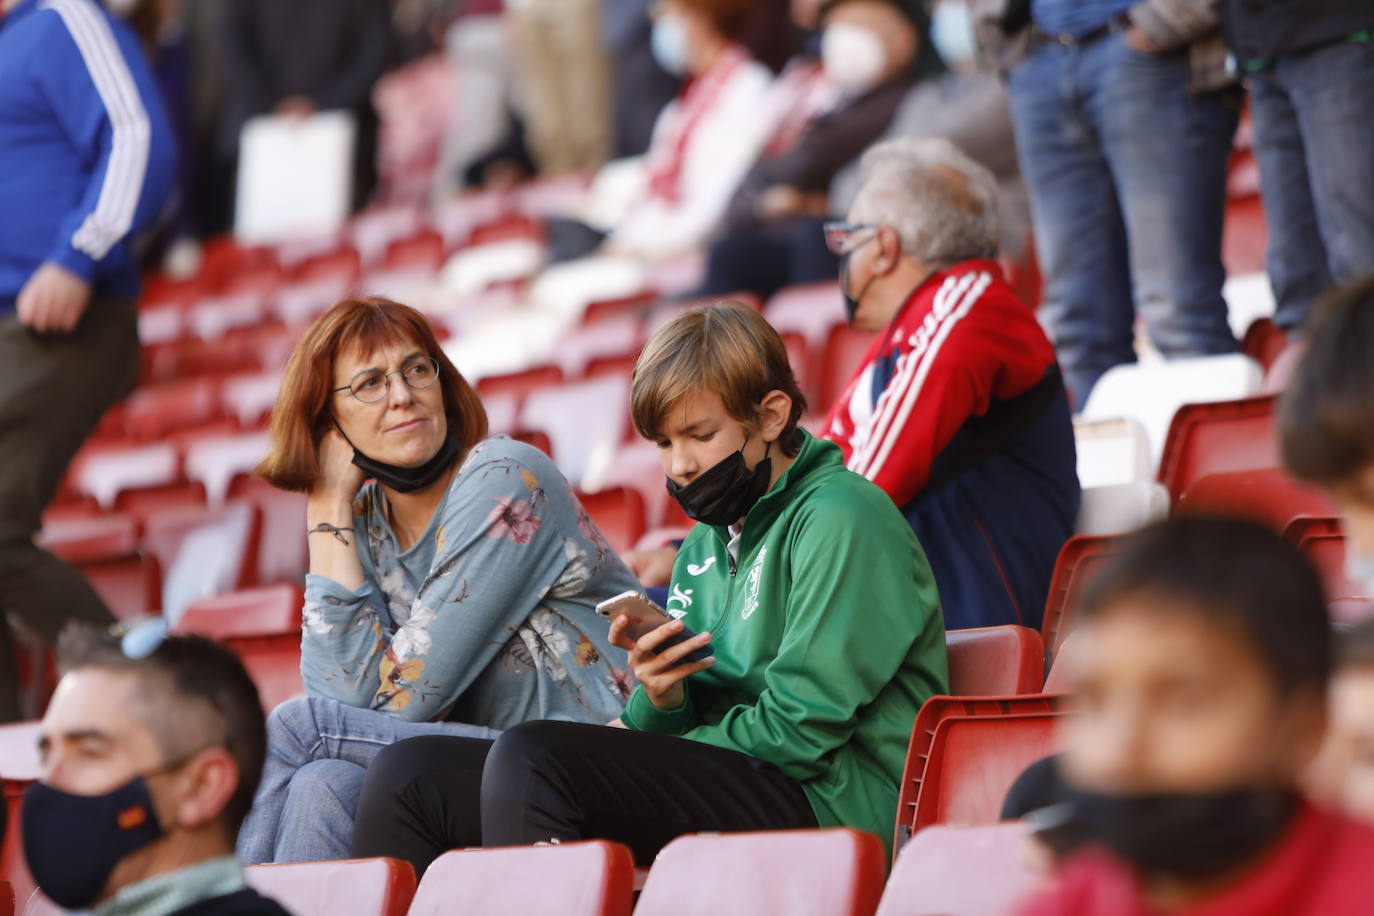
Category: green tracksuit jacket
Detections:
[{"x1": 621, "y1": 430, "x2": 948, "y2": 856}]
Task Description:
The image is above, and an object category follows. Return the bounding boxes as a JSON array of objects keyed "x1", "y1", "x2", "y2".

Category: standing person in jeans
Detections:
[
  {"x1": 0, "y1": 0, "x2": 177, "y2": 722},
  {"x1": 984, "y1": 0, "x2": 1240, "y2": 406},
  {"x1": 350, "y1": 302, "x2": 948, "y2": 874},
  {"x1": 1219, "y1": 2, "x2": 1374, "y2": 335}
]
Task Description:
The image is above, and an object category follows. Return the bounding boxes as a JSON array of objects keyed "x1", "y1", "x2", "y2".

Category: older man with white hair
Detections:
[{"x1": 821, "y1": 137, "x2": 1079, "y2": 632}]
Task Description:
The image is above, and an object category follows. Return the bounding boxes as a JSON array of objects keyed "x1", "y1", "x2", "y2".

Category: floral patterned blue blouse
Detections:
[{"x1": 301, "y1": 436, "x2": 638, "y2": 725}]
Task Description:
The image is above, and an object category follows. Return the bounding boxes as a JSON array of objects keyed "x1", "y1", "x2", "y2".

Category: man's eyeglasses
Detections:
[
  {"x1": 823, "y1": 221, "x2": 879, "y2": 256},
  {"x1": 333, "y1": 356, "x2": 441, "y2": 404}
]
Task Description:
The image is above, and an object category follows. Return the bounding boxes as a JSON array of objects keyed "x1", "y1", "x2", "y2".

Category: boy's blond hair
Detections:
[{"x1": 631, "y1": 302, "x2": 807, "y2": 456}]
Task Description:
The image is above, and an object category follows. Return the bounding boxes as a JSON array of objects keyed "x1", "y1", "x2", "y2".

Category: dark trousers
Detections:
[
  {"x1": 0, "y1": 295, "x2": 138, "y2": 721},
  {"x1": 351, "y1": 720, "x2": 818, "y2": 874},
  {"x1": 699, "y1": 217, "x2": 839, "y2": 301}
]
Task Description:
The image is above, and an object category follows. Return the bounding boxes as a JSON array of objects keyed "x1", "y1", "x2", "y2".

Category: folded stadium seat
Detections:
[
  {"x1": 293, "y1": 247, "x2": 363, "y2": 289},
  {"x1": 483, "y1": 392, "x2": 519, "y2": 436},
  {"x1": 554, "y1": 317, "x2": 644, "y2": 378},
  {"x1": 945, "y1": 627, "x2": 1045, "y2": 696},
  {"x1": 136, "y1": 300, "x2": 185, "y2": 347},
  {"x1": 186, "y1": 288, "x2": 273, "y2": 341},
  {"x1": 574, "y1": 487, "x2": 647, "y2": 556},
  {"x1": 273, "y1": 272, "x2": 357, "y2": 326},
  {"x1": 1041, "y1": 535, "x2": 1123, "y2": 661},
  {"x1": 143, "y1": 335, "x2": 265, "y2": 384},
  {"x1": 1073, "y1": 417, "x2": 1152, "y2": 489},
  {"x1": 143, "y1": 501, "x2": 261, "y2": 625},
  {"x1": 350, "y1": 204, "x2": 425, "y2": 269},
  {"x1": 184, "y1": 431, "x2": 272, "y2": 506},
  {"x1": 818, "y1": 323, "x2": 877, "y2": 410},
  {"x1": 431, "y1": 188, "x2": 509, "y2": 251},
  {"x1": 520, "y1": 375, "x2": 631, "y2": 488},
  {"x1": 644, "y1": 250, "x2": 709, "y2": 299},
  {"x1": 174, "y1": 584, "x2": 304, "y2": 641},
  {"x1": 228, "y1": 476, "x2": 308, "y2": 585},
  {"x1": 246, "y1": 858, "x2": 417, "y2": 916},
  {"x1": 1042, "y1": 630, "x2": 1082, "y2": 694},
  {"x1": 69, "y1": 440, "x2": 180, "y2": 510},
  {"x1": 1, "y1": 720, "x2": 41, "y2": 907},
  {"x1": 441, "y1": 237, "x2": 546, "y2": 299},
  {"x1": 1262, "y1": 339, "x2": 1306, "y2": 395},
  {"x1": 1176, "y1": 468, "x2": 1336, "y2": 534},
  {"x1": 114, "y1": 481, "x2": 209, "y2": 523},
  {"x1": 876, "y1": 823, "x2": 1039, "y2": 916},
  {"x1": 465, "y1": 215, "x2": 546, "y2": 248},
  {"x1": 1284, "y1": 517, "x2": 1370, "y2": 619},
  {"x1": 475, "y1": 365, "x2": 564, "y2": 407},
  {"x1": 895, "y1": 695, "x2": 1069, "y2": 852},
  {"x1": 121, "y1": 378, "x2": 223, "y2": 442},
  {"x1": 1155, "y1": 395, "x2": 1279, "y2": 505},
  {"x1": 409, "y1": 842, "x2": 632, "y2": 916},
  {"x1": 1079, "y1": 354, "x2": 1265, "y2": 471},
  {"x1": 636, "y1": 830, "x2": 885, "y2": 916},
  {"x1": 1075, "y1": 481, "x2": 1169, "y2": 537},
  {"x1": 228, "y1": 633, "x2": 304, "y2": 713},
  {"x1": 580, "y1": 291, "x2": 660, "y2": 326},
  {"x1": 443, "y1": 308, "x2": 569, "y2": 383},
  {"x1": 35, "y1": 514, "x2": 159, "y2": 620},
  {"x1": 526, "y1": 256, "x2": 650, "y2": 327},
  {"x1": 220, "y1": 373, "x2": 282, "y2": 430},
  {"x1": 1241, "y1": 317, "x2": 1289, "y2": 372},
  {"x1": 580, "y1": 439, "x2": 688, "y2": 531},
  {"x1": 763, "y1": 282, "x2": 846, "y2": 352},
  {"x1": 197, "y1": 236, "x2": 277, "y2": 290}
]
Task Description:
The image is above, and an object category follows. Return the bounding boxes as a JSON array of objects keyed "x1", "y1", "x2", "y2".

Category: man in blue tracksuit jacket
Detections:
[{"x1": 0, "y1": 0, "x2": 175, "y2": 720}]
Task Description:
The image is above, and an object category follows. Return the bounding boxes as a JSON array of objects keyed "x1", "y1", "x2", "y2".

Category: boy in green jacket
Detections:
[{"x1": 346, "y1": 301, "x2": 948, "y2": 871}]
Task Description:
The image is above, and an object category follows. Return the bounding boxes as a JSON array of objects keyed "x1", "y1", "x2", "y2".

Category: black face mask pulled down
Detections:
[
  {"x1": 666, "y1": 440, "x2": 773, "y2": 527},
  {"x1": 23, "y1": 777, "x2": 165, "y2": 910},
  {"x1": 345, "y1": 430, "x2": 464, "y2": 493},
  {"x1": 1043, "y1": 785, "x2": 1298, "y2": 880}
]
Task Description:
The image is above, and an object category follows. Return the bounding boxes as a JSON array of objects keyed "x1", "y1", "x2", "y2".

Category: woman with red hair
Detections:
[{"x1": 236, "y1": 297, "x2": 638, "y2": 864}]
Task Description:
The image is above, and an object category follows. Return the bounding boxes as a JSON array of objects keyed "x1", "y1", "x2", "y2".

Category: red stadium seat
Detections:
[
  {"x1": 246, "y1": 858, "x2": 416, "y2": 916},
  {"x1": 70, "y1": 441, "x2": 179, "y2": 509},
  {"x1": 945, "y1": 626, "x2": 1045, "y2": 696},
  {"x1": 763, "y1": 282, "x2": 846, "y2": 350},
  {"x1": 1176, "y1": 468, "x2": 1337, "y2": 533},
  {"x1": 186, "y1": 288, "x2": 273, "y2": 341},
  {"x1": 1285, "y1": 516, "x2": 1367, "y2": 604},
  {"x1": 1263, "y1": 340, "x2": 1306, "y2": 394},
  {"x1": 575, "y1": 487, "x2": 647, "y2": 555},
  {"x1": 555, "y1": 317, "x2": 643, "y2": 378},
  {"x1": 1241, "y1": 317, "x2": 1289, "y2": 372},
  {"x1": 1222, "y1": 195, "x2": 1267, "y2": 277},
  {"x1": 1156, "y1": 395, "x2": 1279, "y2": 504},
  {"x1": 877, "y1": 823, "x2": 1038, "y2": 916},
  {"x1": 383, "y1": 229, "x2": 446, "y2": 274},
  {"x1": 509, "y1": 429, "x2": 555, "y2": 459},
  {"x1": 115, "y1": 481, "x2": 208, "y2": 523},
  {"x1": 476, "y1": 366, "x2": 564, "y2": 405},
  {"x1": 123, "y1": 378, "x2": 223, "y2": 441},
  {"x1": 465, "y1": 215, "x2": 545, "y2": 248},
  {"x1": 1, "y1": 881, "x2": 12, "y2": 916},
  {"x1": 37, "y1": 514, "x2": 159, "y2": 619},
  {"x1": 227, "y1": 634, "x2": 303, "y2": 713},
  {"x1": 294, "y1": 247, "x2": 362, "y2": 288},
  {"x1": 175, "y1": 584, "x2": 304, "y2": 640},
  {"x1": 818, "y1": 323, "x2": 876, "y2": 410},
  {"x1": 182, "y1": 431, "x2": 272, "y2": 505},
  {"x1": 895, "y1": 695, "x2": 1069, "y2": 850},
  {"x1": 520, "y1": 375, "x2": 631, "y2": 487},
  {"x1": 228, "y1": 477, "x2": 308, "y2": 585},
  {"x1": 1042, "y1": 630, "x2": 1082, "y2": 694},
  {"x1": 409, "y1": 842, "x2": 633, "y2": 916},
  {"x1": 1041, "y1": 535, "x2": 1122, "y2": 660},
  {"x1": 142, "y1": 501, "x2": 261, "y2": 607},
  {"x1": 636, "y1": 830, "x2": 884, "y2": 916},
  {"x1": 778, "y1": 330, "x2": 812, "y2": 402},
  {"x1": 581, "y1": 290, "x2": 660, "y2": 326}
]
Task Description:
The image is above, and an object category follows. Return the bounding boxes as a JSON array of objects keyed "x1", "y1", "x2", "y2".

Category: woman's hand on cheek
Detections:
[
  {"x1": 313, "y1": 428, "x2": 368, "y2": 508},
  {"x1": 608, "y1": 615, "x2": 714, "y2": 711}
]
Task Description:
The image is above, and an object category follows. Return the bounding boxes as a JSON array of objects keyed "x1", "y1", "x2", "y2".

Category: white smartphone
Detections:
[{"x1": 595, "y1": 590, "x2": 713, "y2": 667}]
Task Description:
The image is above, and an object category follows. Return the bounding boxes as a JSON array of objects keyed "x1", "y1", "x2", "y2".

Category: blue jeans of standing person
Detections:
[
  {"x1": 1008, "y1": 31, "x2": 1241, "y2": 406},
  {"x1": 235, "y1": 696, "x2": 500, "y2": 863},
  {"x1": 1248, "y1": 38, "x2": 1374, "y2": 333}
]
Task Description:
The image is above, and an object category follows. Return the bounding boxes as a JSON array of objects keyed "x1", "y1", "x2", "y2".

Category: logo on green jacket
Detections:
[{"x1": 741, "y1": 546, "x2": 768, "y2": 621}]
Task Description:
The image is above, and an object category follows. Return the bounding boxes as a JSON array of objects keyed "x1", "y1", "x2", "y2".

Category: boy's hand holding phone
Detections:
[{"x1": 598, "y1": 591, "x2": 715, "y2": 711}]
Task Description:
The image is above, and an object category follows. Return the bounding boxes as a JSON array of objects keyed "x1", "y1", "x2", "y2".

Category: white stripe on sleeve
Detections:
[
  {"x1": 853, "y1": 272, "x2": 992, "y2": 481},
  {"x1": 43, "y1": 0, "x2": 151, "y2": 261}
]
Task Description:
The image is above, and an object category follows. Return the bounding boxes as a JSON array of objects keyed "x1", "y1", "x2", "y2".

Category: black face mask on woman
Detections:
[
  {"x1": 23, "y1": 776, "x2": 166, "y2": 909},
  {"x1": 338, "y1": 426, "x2": 464, "y2": 494},
  {"x1": 666, "y1": 440, "x2": 773, "y2": 527},
  {"x1": 1054, "y1": 785, "x2": 1298, "y2": 879}
]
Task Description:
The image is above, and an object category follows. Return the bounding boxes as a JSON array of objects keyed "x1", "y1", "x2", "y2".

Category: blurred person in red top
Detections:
[{"x1": 1018, "y1": 516, "x2": 1374, "y2": 916}]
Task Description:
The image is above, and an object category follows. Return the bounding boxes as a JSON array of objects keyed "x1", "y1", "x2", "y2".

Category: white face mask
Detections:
[
  {"x1": 930, "y1": 0, "x2": 978, "y2": 68},
  {"x1": 651, "y1": 13, "x2": 692, "y2": 77},
  {"x1": 1345, "y1": 547, "x2": 1374, "y2": 598},
  {"x1": 821, "y1": 23, "x2": 887, "y2": 94}
]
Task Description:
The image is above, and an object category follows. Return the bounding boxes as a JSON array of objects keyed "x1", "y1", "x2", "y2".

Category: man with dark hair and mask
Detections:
[
  {"x1": 819, "y1": 136, "x2": 1078, "y2": 632},
  {"x1": 1017, "y1": 515, "x2": 1374, "y2": 915},
  {"x1": 22, "y1": 626, "x2": 289, "y2": 916}
]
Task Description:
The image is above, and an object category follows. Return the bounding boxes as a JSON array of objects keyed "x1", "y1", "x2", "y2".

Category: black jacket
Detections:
[{"x1": 1220, "y1": 0, "x2": 1373, "y2": 68}]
